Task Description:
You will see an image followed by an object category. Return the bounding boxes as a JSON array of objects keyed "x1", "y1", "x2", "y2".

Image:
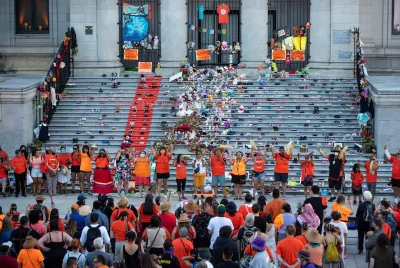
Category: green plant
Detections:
[{"x1": 30, "y1": 138, "x2": 43, "y2": 151}]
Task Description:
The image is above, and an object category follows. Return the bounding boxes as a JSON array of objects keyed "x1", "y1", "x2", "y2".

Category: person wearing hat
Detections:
[
  {"x1": 251, "y1": 147, "x2": 267, "y2": 197},
  {"x1": 27, "y1": 195, "x2": 50, "y2": 222},
  {"x1": 276, "y1": 224, "x2": 304, "y2": 268},
  {"x1": 29, "y1": 149, "x2": 43, "y2": 196},
  {"x1": 356, "y1": 191, "x2": 376, "y2": 255},
  {"x1": 79, "y1": 144, "x2": 94, "y2": 195},
  {"x1": 209, "y1": 147, "x2": 227, "y2": 198},
  {"x1": 44, "y1": 147, "x2": 59, "y2": 196},
  {"x1": 304, "y1": 230, "x2": 323, "y2": 267},
  {"x1": 9, "y1": 149, "x2": 28, "y2": 197},
  {"x1": 317, "y1": 145, "x2": 347, "y2": 202},
  {"x1": 269, "y1": 145, "x2": 293, "y2": 200},
  {"x1": 297, "y1": 250, "x2": 317, "y2": 268},
  {"x1": 151, "y1": 145, "x2": 173, "y2": 197},
  {"x1": 159, "y1": 201, "x2": 177, "y2": 236},
  {"x1": 180, "y1": 200, "x2": 199, "y2": 220},
  {"x1": 17, "y1": 236, "x2": 44, "y2": 268},
  {"x1": 172, "y1": 227, "x2": 194, "y2": 268},
  {"x1": 65, "y1": 203, "x2": 86, "y2": 234},
  {"x1": 57, "y1": 145, "x2": 71, "y2": 195},
  {"x1": 110, "y1": 197, "x2": 137, "y2": 227},
  {"x1": 171, "y1": 213, "x2": 196, "y2": 240},
  {"x1": 297, "y1": 152, "x2": 315, "y2": 199},
  {"x1": 248, "y1": 236, "x2": 273, "y2": 268},
  {"x1": 363, "y1": 155, "x2": 379, "y2": 202},
  {"x1": 77, "y1": 194, "x2": 91, "y2": 216},
  {"x1": 207, "y1": 205, "x2": 234, "y2": 250},
  {"x1": 159, "y1": 241, "x2": 180, "y2": 268},
  {"x1": 93, "y1": 148, "x2": 113, "y2": 195},
  {"x1": 0, "y1": 241, "x2": 17, "y2": 267},
  {"x1": 384, "y1": 145, "x2": 400, "y2": 203}
]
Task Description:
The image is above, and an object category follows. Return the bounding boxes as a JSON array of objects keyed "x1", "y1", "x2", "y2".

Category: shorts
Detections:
[
  {"x1": 274, "y1": 172, "x2": 288, "y2": 183},
  {"x1": 176, "y1": 179, "x2": 186, "y2": 192},
  {"x1": 193, "y1": 173, "x2": 206, "y2": 187},
  {"x1": 0, "y1": 177, "x2": 7, "y2": 184},
  {"x1": 329, "y1": 177, "x2": 343, "y2": 190},
  {"x1": 391, "y1": 178, "x2": 400, "y2": 188},
  {"x1": 212, "y1": 175, "x2": 226, "y2": 187},
  {"x1": 136, "y1": 177, "x2": 150, "y2": 186},
  {"x1": 253, "y1": 171, "x2": 265, "y2": 180},
  {"x1": 231, "y1": 174, "x2": 246, "y2": 185},
  {"x1": 71, "y1": 166, "x2": 80, "y2": 173},
  {"x1": 157, "y1": 172, "x2": 170, "y2": 180},
  {"x1": 301, "y1": 180, "x2": 313, "y2": 187},
  {"x1": 323, "y1": 255, "x2": 340, "y2": 265},
  {"x1": 352, "y1": 187, "x2": 362, "y2": 196},
  {"x1": 30, "y1": 168, "x2": 43, "y2": 178},
  {"x1": 366, "y1": 182, "x2": 376, "y2": 195}
]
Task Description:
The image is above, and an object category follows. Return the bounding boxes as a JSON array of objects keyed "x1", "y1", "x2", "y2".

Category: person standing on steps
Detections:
[
  {"x1": 364, "y1": 155, "x2": 379, "y2": 202},
  {"x1": 384, "y1": 144, "x2": 400, "y2": 204},
  {"x1": 251, "y1": 147, "x2": 267, "y2": 198},
  {"x1": 134, "y1": 150, "x2": 151, "y2": 198},
  {"x1": 57, "y1": 146, "x2": 71, "y2": 195},
  {"x1": 10, "y1": 149, "x2": 28, "y2": 198},
  {"x1": 93, "y1": 149, "x2": 113, "y2": 195},
  {"x1": 210, "y1": 147, "x2": 227, "y2": 198},
  {"x1": 317, "y1": 145, "x2": 347, "y2": 202},
  {"x1": 270, "y1": 145, "x2": 292, "y2": 200},
  {"x1": 230, "y1": 151, "x2": 249, "y2": 200},
  {"x1": 152, "y1": 145, "x2": 173, "y2": 198},
  {"x1": 114, "y1": 148, "x2": 133, "y2": 197},
  {"x1": 173, "y1": 154, "x2": 187, "y2": 201},
  {"x1": 70, "y1": 144, "x2": 81, "y2": 194},
  {"x1": 192, "y1": 150, "x2": 207, "y2": 199},
  {"x1": 45, "y1": 148, "x2": 59, "y2": 196},
  {"x1": 29, "y1": 149, "x2": 43, "y2": 196},
  {"x1": 298, "y1": 152, "x2": 315, "y2": 199},
  {"x1": 79, "y1": 145, "x2": 94, "y2": 195}
]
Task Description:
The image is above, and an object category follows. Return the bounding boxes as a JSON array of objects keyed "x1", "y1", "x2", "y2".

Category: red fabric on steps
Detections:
[{"x1": 123, "y1": 76, "x2": 161, "y2": 151}]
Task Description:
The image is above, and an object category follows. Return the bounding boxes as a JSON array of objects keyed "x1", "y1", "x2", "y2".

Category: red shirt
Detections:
[
  {"x1": 71, "y1": 152, "x2": 80, "y2": 166},
  {"x1": 155, "y1": 154, "x2": 171, "y2": 173},
  {"x1": 210, "y1": 155, "x2": 225, "y2": 176},
  {"x1": 159, "y1": 212, "x2": 177, "y2": 235},
  {"x1": 364, "y1": 161, "x2": 378, "y2": 182},
  {"x1": 351, "y1": 171, "x2": 363, "y2": 186},
  {"x1": 217, "y1": 4, "x2": 230, "y2": 24},
  {"x1": 382, "y1": 223, "x2": 392, "y2": 239},
  {"x1": 0, "y1": 163, "x2": 8, "y2": 178},
  {"x1": 238, "y1": 204, "x2": 253, "y2": 221},
  {"x1": 174, "y1": 160, "x2": 187, "y2": 179},
  {"x1": 273, "y1": 153, "x2": 291, "y2": 174},
  {"x1": 10, "y1": 156, "x2": 27, "y2": 174},
  {"x1": 301, "y1": 162, "x2": 315, "y2": 181},
  {"x1": 390, "y1": 156, "x2": 400, "y2": 179},
  {"x1": 0, "y1": 150, "x2": 9, "y2": 161},
  {"x1": 57, "y1": 154, "x2": 70, "y2": 167},
  {"x1": 0, "y1": 256, "x2": 18, "y2": 268}
]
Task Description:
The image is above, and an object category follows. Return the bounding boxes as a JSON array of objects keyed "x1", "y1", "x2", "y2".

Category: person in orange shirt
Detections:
[
  {"x1": 224, "y1": 201, "x2": 244, "y2": 237},
  {"x1": 276, "y1": 224, "x2": 304, "y2": 268},
  {"x1": 378, "y1": 213, "x2": 392, "y2": 240},
  {"x1": 264, "y1": 189, "x2": 287, "y2": 221},
  {"x1": 57, "y1": 146, "x2": 71, "y2": 195},
  {"x1": 45, "y1": 148, "x2": 59, "y2": 196},
  {"x1": 298, "y1": 152, "x2": 315, "y2": 199},
  {"x1": 110, "y1": 210, "x2": 135, "y2": 262},
  {"x1": 384, "y1": 144, "x2": 400, "y2": 203},
  {"x1": 331, "y1": 194, "x2": 353, "y2": 223},
  {"x1": 351, "y1": 163, "x2": 364, "y2": 204},
  {"x1": 238, "y1": 194, "x2": 254, "y2": 221},
  {"x1": 10, "y1": 149, "x2": 28, "y2": 197},
  {"x1": 251, "y1": 148, "x2": 267, "y2": 197},
  {"x1": 70, "y1": 144, "x2": 81, "y2": 194},
  {"x1": 172, "y1": 227, "x2": 194, "y2": 268},
  {"x1": 134, "y1": 151, "x2": 151, "y2": 198},
  {"x1": 152, "y1": 145, "x2": 173, "y2": 197},
  {"x1": 111, "y1": 198, "x2": 137, "y2": 227},
  {"x1": 270, "y1": 145, "x2": 292, "y2": 200},
  {"x1": 0, "y1": 145, "x2": 9, "y2": 162},
  {"x1": 364, "y1": 155, "x2": 379, "y2": 202},
  {"x1": 79, "y1": 145, "x2": 94, "y2": 195},
  {"x1": 244, "y1": 232, "x2": 274, "y2": 261},
  {"x1": 138, "y1": 194, "x2": 159, "y2": 233},
  {"x1": 209, "y1": 147, "x2": 227, "y2": 198},
  {"x1": 173, "y1": 154, "x2": 187, "y2": 201},
  {"x1": 93, "y1": 149, "x2": 113, "y2": 195},
  {"x1": 230, "y1": 152, "x2": 249, "y2": 200},
  {"x1": 0, "y1": 154, "x2": 10, "y2": 197}
]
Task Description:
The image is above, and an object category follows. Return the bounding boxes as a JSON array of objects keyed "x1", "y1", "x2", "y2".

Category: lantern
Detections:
[{"x1": 51, "y1": 77, "x2": 57, "y2": 82}]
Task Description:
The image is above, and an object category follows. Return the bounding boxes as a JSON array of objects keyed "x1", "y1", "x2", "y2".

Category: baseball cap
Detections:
[
  {"x1": 2, "y1": 241, "x2": 12, "y2": 248},
  {"x1": 217, "y1": 204, "x2": 226, "y2": 215},
  {"x1": 163, "y1": 241, "x2": 174, "y2": 254},
  {"x1": 77, "y1": 194, "x2": 87, "y2": 201},
  {"x1": 71, "y1": 204, "x2": 79, "y2": 210}
]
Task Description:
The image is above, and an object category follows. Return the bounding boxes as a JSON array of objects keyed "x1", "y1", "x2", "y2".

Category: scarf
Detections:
[{"x1": 297, "y1": 203, "x2": 320, "y2": 230}]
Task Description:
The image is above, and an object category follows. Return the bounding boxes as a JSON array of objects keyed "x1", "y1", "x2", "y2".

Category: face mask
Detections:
[
  {"x1": 160, "y1": 150, "x2": 166, "y2": 154},
  {"x1": 61, "y1": 150, "x2": 66, "y2": 154},
  {"x1": 100, "y1": 153, "x2": 105, "y2": 157},
  {"x1": 21, "y1": 149, "x2": 26, "y2": 152},
  {"x1": 73, "y1": 148, "x2": 77, "y2": 152},
  {"x1": 17, "y1": 153, "x2": 21, "y2": 157},
  {"x1": 140, "y1": 153, "x2": 145, "y2": 157}
]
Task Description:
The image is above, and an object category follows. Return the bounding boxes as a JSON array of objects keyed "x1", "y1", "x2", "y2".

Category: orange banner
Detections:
[
  {"x1": 272, "y1": 50, "x2": 286, "y2": 61},
  {"x1": 290, "y1": 50, "x2": 305, "y2": 61},
  {"x1": 138, "y1": 62, "x2": 152, "y2": 73},
  {"x1": 124, "y1": 49, "x2": 138, "y2": 60},
  {"x1": 196, "y1": 49, "x2": 211, "y2": 61}
]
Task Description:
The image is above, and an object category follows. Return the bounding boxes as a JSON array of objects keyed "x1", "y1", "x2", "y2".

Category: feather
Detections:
[
  {"x1": 285, "y1": 141, "x2": 295, "y2": 155},
  {"x1": 369, "y1": 160, "x2": 378, "y2": 175},
  {"x1": 338, "y1": 146, "x2": 348, "y2": 159}
]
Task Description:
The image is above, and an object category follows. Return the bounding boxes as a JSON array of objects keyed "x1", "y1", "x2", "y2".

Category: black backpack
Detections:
[
  {"x1": 84, "y1": 225, "x2": 101, "y2": 252},
  {"x1": 32, "y1": 204, "x2": 49, "y2": 222}
]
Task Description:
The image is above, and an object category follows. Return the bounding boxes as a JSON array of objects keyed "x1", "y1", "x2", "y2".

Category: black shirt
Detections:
[
  {"x1": 216, "y1": 261, "x2": 241, "y2": 268},
  {"x1": 254, "y1": 216, "x2": 266, "y2": 233},
  {"x1": 10, "y1": 227, "x2": 41, "y2": 253},
  {"x1": 304, "y1": 196, "x2": 327, "y2": 233},
  {"x1": 328, "y1": 154, "x2": 342, "y2": 179},
  {"x1": 159, "y1": 253, "x2": 180, "y2": 268}
]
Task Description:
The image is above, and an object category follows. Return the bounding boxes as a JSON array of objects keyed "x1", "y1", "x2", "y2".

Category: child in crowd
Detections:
[
  {"x1": 298, "y1": 152, "x2": 315, "y2": 199},
  {"x1": 351, "y1": 163, "x2": 364, "y2": 204}
]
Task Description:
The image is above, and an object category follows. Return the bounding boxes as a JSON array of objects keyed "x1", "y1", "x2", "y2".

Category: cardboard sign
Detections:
[
  {"x1": 169, "y1": 72, "x2": 183, "y2": 82},
  {"x1": 290, "y1": 50, "x2": 305, "y2": 61},
  {"x1": 124, "y1": 49, "x2": 138, "y2": 60},
  {"x1": 272, "y1": 50, "x2": 286, "y2": 61},
  {"x1": 196, "y1": 49, "x2": 211, "y2": 61},
  {"x1": 138, "y1": 62, "x2": 152, "y2": 73},
  {"x1": 273, "y1": 26, "x2": 290, "y2": 41}
]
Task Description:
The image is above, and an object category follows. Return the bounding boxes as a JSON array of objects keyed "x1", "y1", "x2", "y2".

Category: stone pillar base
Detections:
[
  {"x1": 155, "y1": 68, "x2": 181, "y2": 77},
  {"x1": 307, "y1": 61, "x2": 354, "y2": 78}
]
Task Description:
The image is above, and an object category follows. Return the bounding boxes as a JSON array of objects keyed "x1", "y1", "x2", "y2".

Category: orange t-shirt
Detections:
[
  {"x1": 111, "y1": 208, "x2": 137, "y2": 223},
  {"x1": 273, "y1": 153, "x2": 291, "y2": 173},
  {"x1": 172, "y1": 238, "x2": 194, "y2": 268},
  {"x1": 217, "y1": 4, "x2": 230, "y2": 24},
  {"x1": 264, "y1": 199, "x2": 287, "y2": 221},
  {"x1": 17, "y1": 248, "x2": 44, "y2": 268},
  {"x1": 244, "y1": 244, "x2": 274, "y2": 260},
  {"x1": 135, "y1": 157, "x2": 151, "y2": 177},
  {"x1": 71, "y1": 152, "x2": 80, "y2": 166},
  {"x1": 138, "y1": 204, "x2": 159, "y2": 223},
  {"x1": 45, "y1": 155, "x2": 58, "y2": 170},
  {"x1": 238, "y1": 204, "x2": 253, "y2": 221},
  {"x1": 0, "y1": 150, "x2": 9, "y2": 161},
  {"x1": 57, "y1": 154, "x2": 70, "y2": 167},
  {"x1": 331, "y1": 203, "x2": 352, "y2": 222},
  {"x1": 301, "y1": 162, "x2": 314, "y2": 181},
  {"x1": 382, "y1": 223, "x2": 392, "y2": 240},
  {"x1": 10, "y1": 156, "x2": 27, "y2": 174},
  {"x1": 364, "y1": 161, "x2": 378, "y2": 183},
  {"x1": 95, "y1": 157, "x2": 109, "y2": 169},
  {"x1": 174, "y1": 160, "x2": 187, "y2": 179},
  {"x1": 210, "y1": 155, "x2": 225, "y2": 176},
  {"x1": 155, "y1": 154, "x2": 171, "y2": 173},
  {"x1": 0, "y1": 163, "x2": 8, "y2": 178},
  {"x1": 253, "y1": 158, "x2": 265, "y2": 173},
  {"x1": 111, "y1": 220, "x2": 134, "y2": 242},
  {"x1": 80, "y1": 153, "x2": 92, "y2": 172},
  {"x1": 224, "y1": 212, "x2": 245, "y2": 237},
  {"x1": 351, "y1": 171, "x2": 363, "y2": 187},
  {"x1": 276, "y1": 237, "x2": 304, "y2": 268},
  {"x1": 295, "y1": 234, "x2": 308, "y2": 246},
  {"x1": 390, "y1": 156, "x2": 400, "y2": 179}
]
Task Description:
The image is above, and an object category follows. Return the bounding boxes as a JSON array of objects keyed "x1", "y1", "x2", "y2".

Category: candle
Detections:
[
  {"x1": 24, "y1": 21, "x2": 27, "y2": 31},
  {"x1": 39, "y1": 24, "x2": 42, "y2": 31}
]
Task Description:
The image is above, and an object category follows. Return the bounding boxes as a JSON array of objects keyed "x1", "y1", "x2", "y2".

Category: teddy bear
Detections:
[
  {"x1": 221, "y1": 41, "x2": 228, "y2": 51},
  {"x1": 153, "y1": 36, "x2": 159, "y2": 50}
]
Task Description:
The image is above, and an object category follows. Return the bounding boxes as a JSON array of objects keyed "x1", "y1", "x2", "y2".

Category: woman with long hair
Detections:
[
  {"x1": 110, "y1": 211, "x2": 135, "y2": 262},
  {"x1": 173, "y1": 154, "x2": 188, "y2": 201},
  {"x1": 138, "y1": 194, "x2": 159, "y2": 233},
  {"x1": 0, "y1": 217, "x2": 13, "y2": 244},
  {"x1": 93, "y1": 148, "x2": 113, "y2": 194},
  {"x1": 265, "y1": 214, "x2": 276, "y2": 260},
  {"x1": 297, "y1": 203, "x2": 321, "y2": 231},
  {"x1": 79, "y1": 145, "x2": 94, "y2": 195},
  {"x1": 70, "y1": 144, "x2": 81, "y2": 194},
  {"x1": 57, "y1": 145, "x2": 71, "y2": 195},
  {"x1": 369, "y1": 233, "x2": 399, "y2": 268},
  {"x1": 224, "y1": 201, "x2": 244, "y2": 237},
  {"x1": 120, "y1": 231, "x2": 141, "y2": 267},
  {"x1": 171, "y1": 213, "x2": 196, "y2": 240},
  {"x1": 211, "y1": 200, "x2": 219, "y2": 217},
  {"x1": 29, "y1": 149, "x2": 43, "y2": 196},
  {"x1": 151, "y1": 145, "x2": 173, "y2": 197},
  {"x1": 142, "y1": 216, "x2": 167, "y2": 256},
  {"x1": 140, "y1": 253, "x2": 160, "y2": 268},
  {"x1": 191, "y1": 202, "x2": 213, "y2": 249},
  {"x1": 28, "y1": 209, "x2": 46, "y2": 236},
  {"x1": 65, "y1": 219, "x2": 78, "y2": 239},
  {"x1": 62, "y1": 238, "x2": 86, "y2": 268},
  {"x1": 45, "y1": 147, "x2": 59, "y2": 196},
  {"x1": 114, "y1": 148, "x2": 133, "y2": 197}
]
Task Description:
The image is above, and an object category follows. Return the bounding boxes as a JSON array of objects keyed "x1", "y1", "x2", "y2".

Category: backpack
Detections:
[
  {"x1": 240, "y1": 226, "x2": 258, "y2": 254},
  {"x1": 384, "y1": 212, "x2": 397, "y2": 233},
  {"x1": 324, "y1": 236, "x2": 339, "y2": 262},
  {"x1": 363, "y1": 203, "x2": 374, "y2": 222},
  {"x1": 32, "y1": 204, "x2": 49, "y2": 222},
  {"x1": 84, "y1": 225, "x2": 102, "y2": 252}
]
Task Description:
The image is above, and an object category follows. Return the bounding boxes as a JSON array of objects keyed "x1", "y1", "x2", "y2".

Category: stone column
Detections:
[
  {"x1": 307, "y1": 0, "x2": 331, "y2": 75},
  {"x1": 240, "y1": 0, "x2": 269, "y2": 68},
  {"x1": 157, "y1": 0, "x2": 187, "y2": 76}
]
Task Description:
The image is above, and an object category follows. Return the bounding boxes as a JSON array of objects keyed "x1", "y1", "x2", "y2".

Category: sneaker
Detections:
[
  {"x1": 328, "y1": 196, "x2": 336, "y2": 202},
  {"x1": 282, "y1": 195, "x2": 286, "y2": 200}
]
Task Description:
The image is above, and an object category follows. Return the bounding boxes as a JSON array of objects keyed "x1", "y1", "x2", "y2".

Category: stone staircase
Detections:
[{"x1": 41, "y1": 74, "x2": 393, "y2": 197}]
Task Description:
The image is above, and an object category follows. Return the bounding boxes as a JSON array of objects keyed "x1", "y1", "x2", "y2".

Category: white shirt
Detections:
[
  {"x1": 207, "y1": 216, "x2": 234, "y2": 249},
  {"x1": 330, "y1": 221, "x2": 348, "y2": 248},
  {"x1": 80, "y1": 224, "x2": 110, "y2": 254},
  {"x1": 192, "y1": 158, "x2": 207, "y2": 174}
]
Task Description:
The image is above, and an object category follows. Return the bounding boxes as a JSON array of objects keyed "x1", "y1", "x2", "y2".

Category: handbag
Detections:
[
  {"x1": 194, "y1": 163, "x2": 200, "y2": 174},
  {"x1": 144, "y1": 227, "x2": 160, "y2": 253},
  {"x1": 26, "y1": 172, "x2": 33, "y2": 185}
]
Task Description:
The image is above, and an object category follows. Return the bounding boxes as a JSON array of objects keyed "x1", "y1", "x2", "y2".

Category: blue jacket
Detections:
[
  {"x1": 65, "y1": 212, "x2": 86, "y2": 231},
  {"x1": 85, "y1": 209, "x2": 110, "y2": 231}
]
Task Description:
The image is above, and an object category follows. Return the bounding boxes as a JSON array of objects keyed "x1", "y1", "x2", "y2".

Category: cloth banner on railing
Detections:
[{"x1": 187, "y1": 24, "x2": 227, "y2": 35}]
